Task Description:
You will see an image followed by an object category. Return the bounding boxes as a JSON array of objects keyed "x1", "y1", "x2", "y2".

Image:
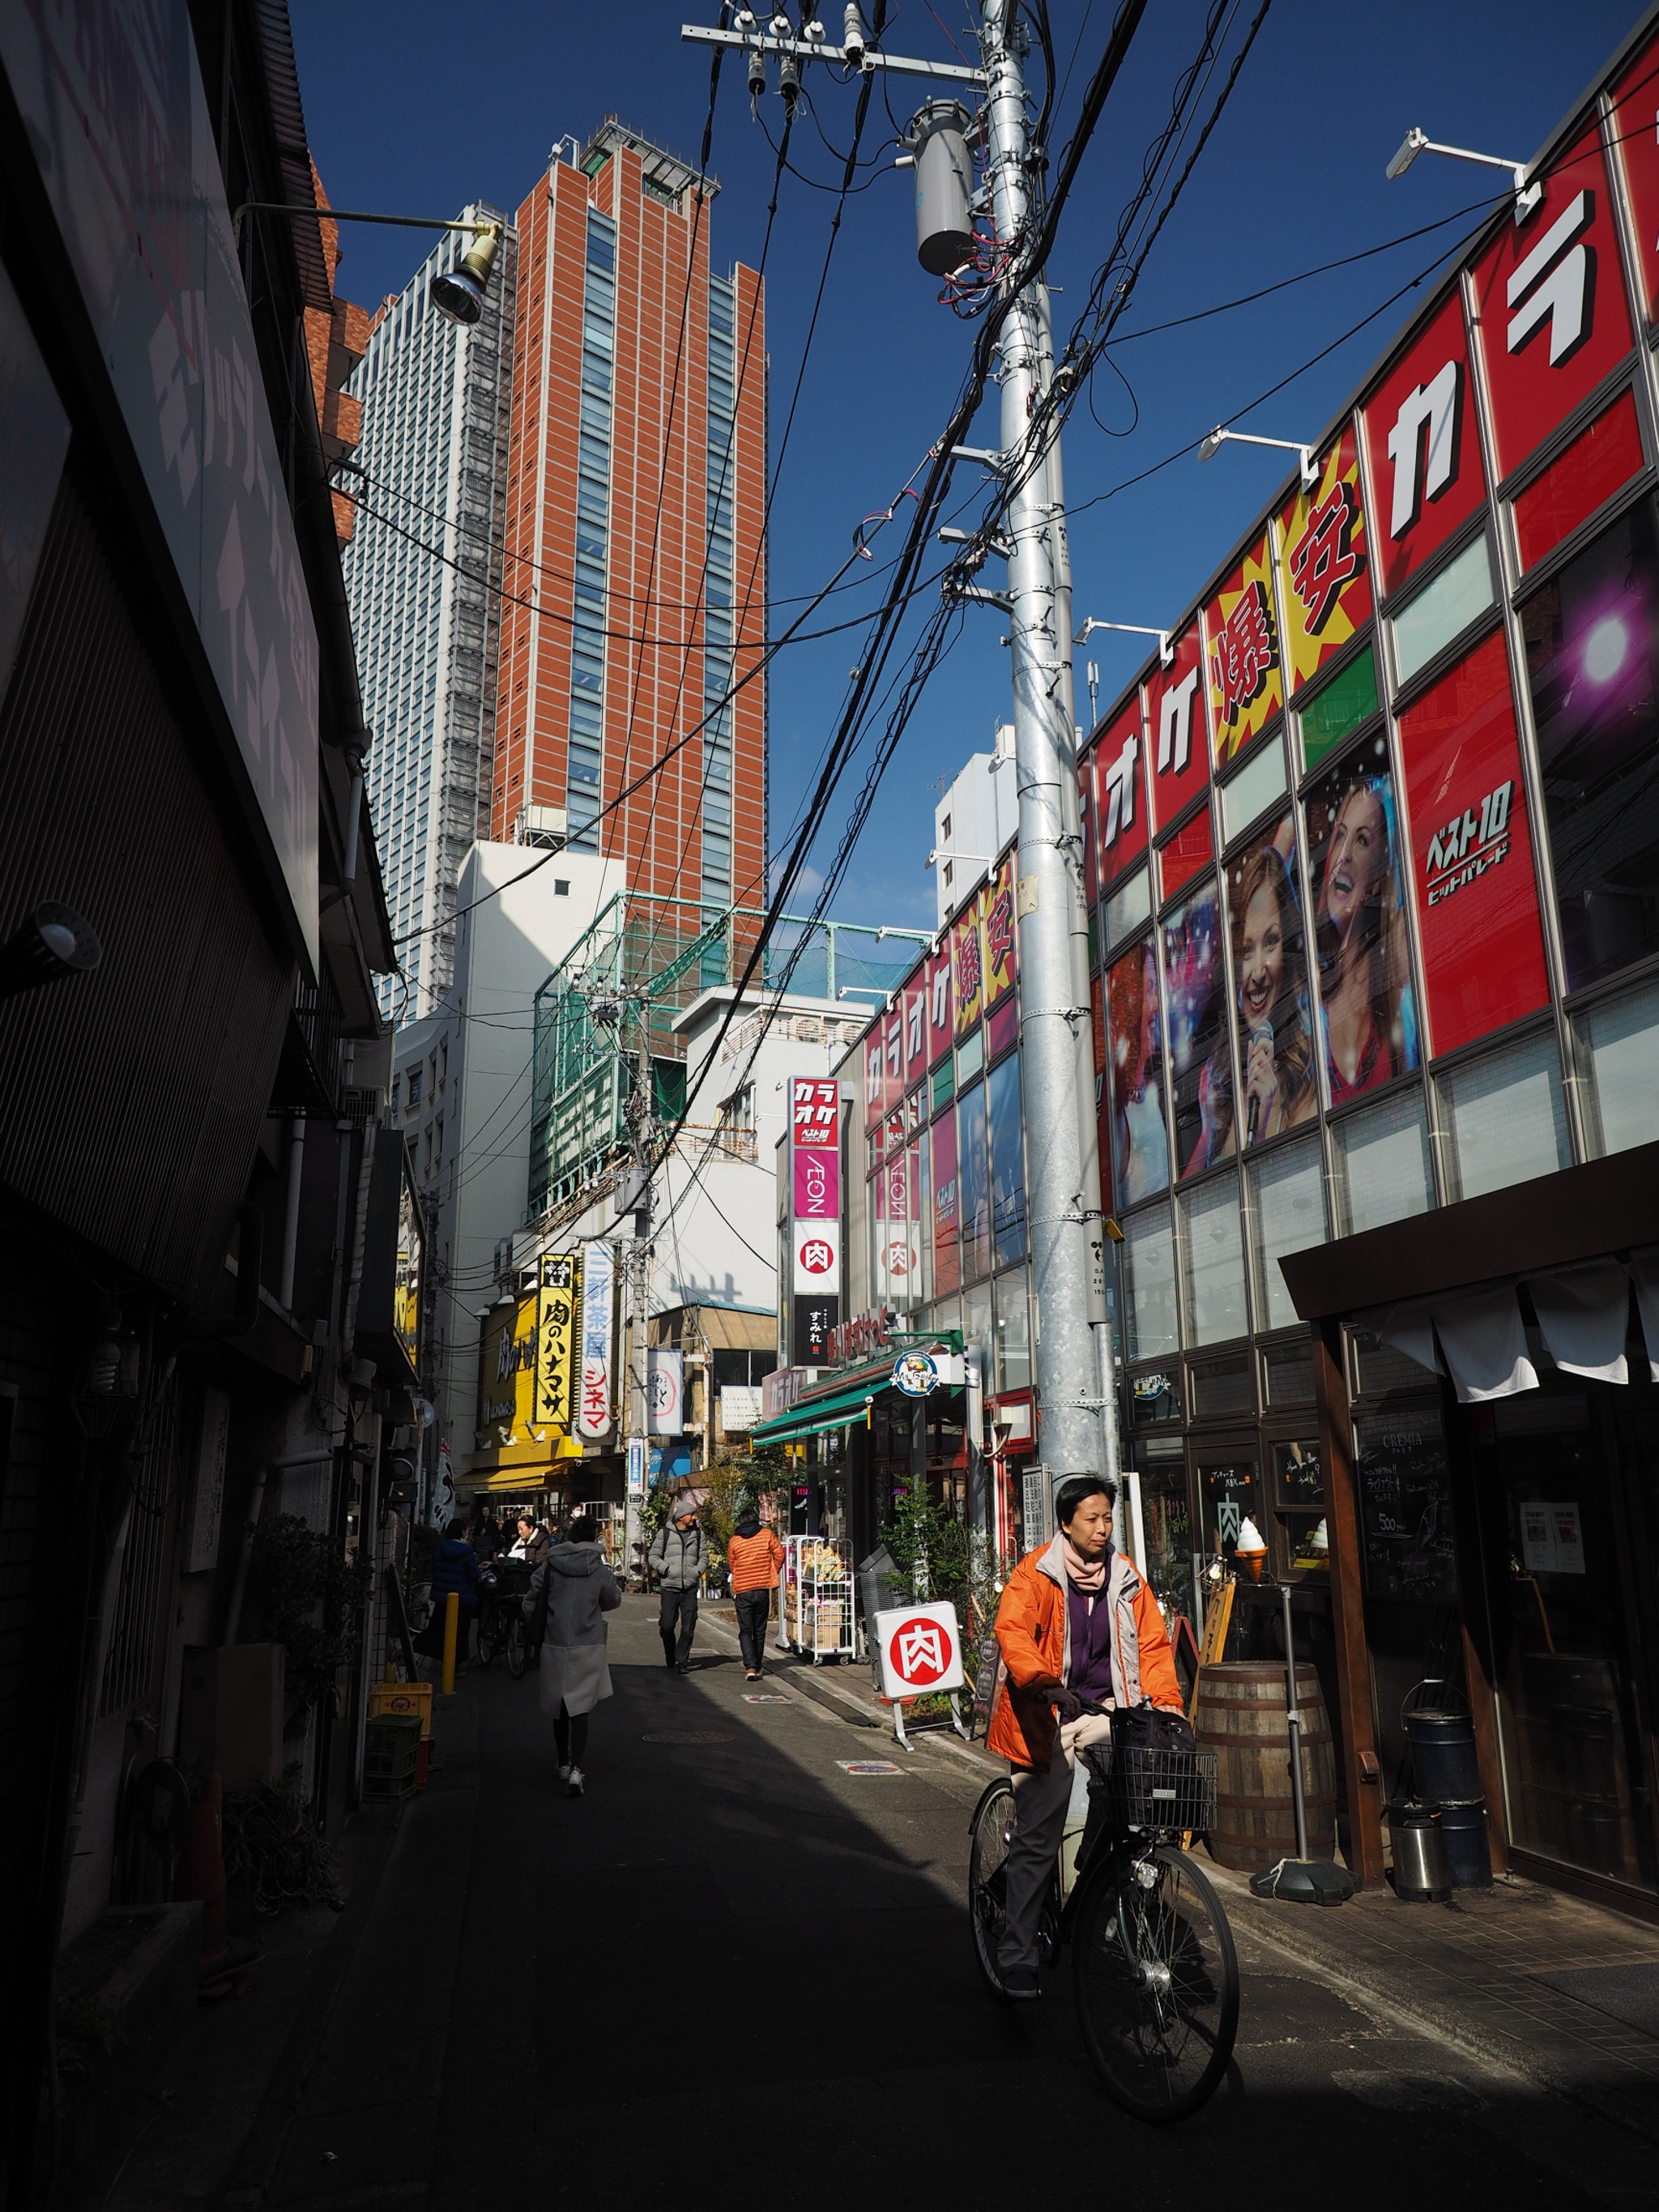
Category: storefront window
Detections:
[
  {"x1": 1106, "y1": 938, "x2": 1170, "y2": 1206},
  {"x1": 1575, "y1": 974, "x2": 1659, "y2": 1158},
  {"x1": 994, "y1": 1271, "x2": 1031, "y2": 1390},
  {"x1": 1162, "y1": 880, "x2": 1232, "y2": 1178},
  {"x1": 963, "y1": 1279, "x2": 992, "y2": 1370},
  {"x1": 987, "y1": 1051, "x2": 1026, "y2": 1267},
  {"x1": 1272, "y1": 1438, "x2": 1328, "y2": 1578},
  {"x1": 1134, "y1": 1445, "x2": 1196, "y2": 1631},
  {"x1": 1331, "y1": 1086, "x2": 1434, "y2": 1236},
  {"x1": 1179, "y1": 1171, "x2": 1247, "y2": 1345},
  {"x1": 1263, "y1": 1339, "x2": 1315, "y2": 1404},
  {"x1": 931, "y1": 1111, "x2": 959, "y2": 1294},
  {"x1": 1520, "y1": 497, "x2": 1659, "y2": 992},
  {"x1": 1189, "y1": 1350, "x2": 1252, "y2": 1417},
  {"x1": 1105, "y1": 864, "x2": 1150, "y2": 952},
  {"x1": 1247, "y1": 1135, "x2": 1327, "y2": 1331},
  {"x1": 1435, "y1": 1028, "x2": 1571, "y2": 1203},
  {"x1": 1304, "y1": 730, "x2": 1419, "y2": 1104},
  {"x1": 1353, "y1": 1406, "x2": 1456, "y2": 1603},
  {"x1": 912, "y1": 1137, "x2": 932, "y2": 1303},
  {"x1": 958, "y1": 1080, "x2": 990, "y2": 1282},
  {"x1": 1218, "y1": 733, "x2": 1288, "y2": 846},
  {"x1": 1298, "y1": 643, "x2": 1379, "y2": 772},
  {"x1": 1391, "y1": 531, "x2": 1495, "y2": 685},
  {"x1": 957, "y1": 1026, "x2": 985, "y2": 1086},
  {"x1": 1124, "y1": 1204, "x2": 1178, "y2": 1361}
]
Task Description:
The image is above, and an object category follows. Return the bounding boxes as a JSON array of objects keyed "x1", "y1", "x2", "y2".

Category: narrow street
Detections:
[{"x1": 107, "y1": 1602, "x2": 1653, "y2": 2212}]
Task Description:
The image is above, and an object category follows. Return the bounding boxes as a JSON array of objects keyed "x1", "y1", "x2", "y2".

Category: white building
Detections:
[
  {"x1": 930, "y1": 725, "x2": 1018, "y2": 927},
  {"x1": 390, "y1": 840, "x2": 624, "y2": 1466},
  {"x1": 342, "y1": 205, "x2": 516, "y2": 1021}
]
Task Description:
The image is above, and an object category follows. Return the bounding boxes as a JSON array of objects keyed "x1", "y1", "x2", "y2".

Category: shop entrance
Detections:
[{"x1": 1470, "y1": 1382, "x2": 1659, "y2": 1896}]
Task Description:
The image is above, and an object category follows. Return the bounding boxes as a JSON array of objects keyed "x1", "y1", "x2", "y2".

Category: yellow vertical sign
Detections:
[{"x1": 533, "y1": 1252, "x2": 577, "y2": 1430}]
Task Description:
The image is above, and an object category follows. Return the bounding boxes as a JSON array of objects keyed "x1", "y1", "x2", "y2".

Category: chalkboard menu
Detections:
[{"x1": 1354, "y1": 1413, "x2": 1457, "y2": 1603}]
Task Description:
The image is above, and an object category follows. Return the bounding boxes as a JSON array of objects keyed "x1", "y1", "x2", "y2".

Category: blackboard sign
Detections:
[
  {"x1": 968, "y1": 1612, "x2": 1003, "y2": 1740},
  {"x1": 1354, "y1": 1415, "x2": 1456, "y2": 1603}
]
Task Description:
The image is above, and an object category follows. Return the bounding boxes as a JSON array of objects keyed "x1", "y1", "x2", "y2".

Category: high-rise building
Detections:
[
  {"x1": 341, "y1": 206, "x2": 516, "y2": 1019},
  {"x1": 494, "y1": 121, "x2": 766, "y2": 924}
]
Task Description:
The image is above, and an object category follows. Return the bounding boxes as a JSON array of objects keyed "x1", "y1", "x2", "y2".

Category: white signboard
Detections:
[
  {"x1": 719, "y1": 1385, "x2": 762, "y2": 1434},
  {"x1": 872, "y1": 1602, "x2": 966, "y2": 1701},
  {"x1": 577, "y1": 1240, "x2": 615, "y2": 1438},
  {"x1": 186, "y1": 1385, "x2": 231, "y2": 1572},
  {"x1": 792, "y1": 1217, "x2": 840, "y2": 1291},
  {"x1": 647, "y1": 1348, "x2": 684, "y2": 1436},
  {"x1": 627, "y1": 1438, "x2": 646, "y2": 1498},
  {"x1": 1520, "y1": 1498, "x2": 1586, "y2": 1576}
]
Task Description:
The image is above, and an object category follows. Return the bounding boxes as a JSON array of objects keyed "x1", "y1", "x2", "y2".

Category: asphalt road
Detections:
[{"x1": 167, "y1": 1596, "x2": 1655, "y2": 2210}]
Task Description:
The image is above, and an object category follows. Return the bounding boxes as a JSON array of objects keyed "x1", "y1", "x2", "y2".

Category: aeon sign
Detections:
[{"x1": 791, "y1": 1076, "x2": 842, "y2": 1295}]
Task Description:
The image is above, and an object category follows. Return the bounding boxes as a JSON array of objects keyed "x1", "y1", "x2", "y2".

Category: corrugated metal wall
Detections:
[{"x1": 0, "y1": 464, "x2": 295, "y2": 1311}]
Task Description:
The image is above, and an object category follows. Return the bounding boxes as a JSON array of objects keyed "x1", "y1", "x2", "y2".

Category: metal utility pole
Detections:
[
  {"x1": 623, "y1": 1019, "x2": 653, "y2": 1581},
  {"x1": 979, "y1": 0, "x2": 1108, "y2": 1484}
]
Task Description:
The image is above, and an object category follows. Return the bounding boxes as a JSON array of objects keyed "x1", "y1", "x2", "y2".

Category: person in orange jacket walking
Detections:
[
  {"x1": 988, "y1": 1473, "x2": 1184, "y2": 1999},
  {"x1": 727, "y1": 1506, "x2": 785, "y2": 1680}
]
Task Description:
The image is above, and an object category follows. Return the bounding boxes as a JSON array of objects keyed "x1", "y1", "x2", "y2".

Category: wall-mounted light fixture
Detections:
[
  {"x1": 0, "y1": 901, "x2": 102, "y2": 1002},
  {"x1": 1386, "y1": 126, "x2": 1542, "y2": 224},
  {"x1": 232, "y1": 202, "x2": 504, "y2": 326},
  {"x1": 1198, "y1": 426, "x2": 1318, "y2": 492}
]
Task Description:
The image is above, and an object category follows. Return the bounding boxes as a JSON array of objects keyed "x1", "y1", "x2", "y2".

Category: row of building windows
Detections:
[
  {"x1": 702, "y1": 274, "x2": 737, "y2": 912},
  {"x1": 566, "y1": 210, "x2": 617, "y2": 852}
]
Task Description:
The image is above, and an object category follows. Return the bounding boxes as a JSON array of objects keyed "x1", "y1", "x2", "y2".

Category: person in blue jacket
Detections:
[{"x1": 429, "y1": 1515, "x2": 484, "y2": 1664}]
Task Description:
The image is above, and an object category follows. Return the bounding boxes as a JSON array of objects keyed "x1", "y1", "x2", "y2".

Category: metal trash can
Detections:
[
  {"x1": 1386, "y1": 1800, "x2": 1452, "y2": 1903},
  {"x1": 1404, "y1": 1703, "x2": 1482, "y2": 1802},
  {"x1": 856, "y1": 1544, "x2": 910, "y2": 1681},
  {"x1": 1436, "y1": 1798, "x2": 1493, "y2": 1889}
]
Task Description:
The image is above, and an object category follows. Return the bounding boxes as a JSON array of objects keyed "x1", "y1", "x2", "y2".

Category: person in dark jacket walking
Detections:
[
  {"x1": 523, "y1": 1513, "x2": 621, "y2": 1796},
  {"x1": 646, "y1": 1506, "x2": 705, "y2": 1673},
  {"x1": 429, "y1": 1517, "x2": 484, "y2": 1663}
]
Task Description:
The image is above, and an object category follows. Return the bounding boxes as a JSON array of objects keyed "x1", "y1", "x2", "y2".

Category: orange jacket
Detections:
[
  {"x1": 987, "y1": 1536, "x2": 1183, "y2": 1772},
  {"x1": 727, "y1": 1525, "x2": 785, "y2": 1592}
]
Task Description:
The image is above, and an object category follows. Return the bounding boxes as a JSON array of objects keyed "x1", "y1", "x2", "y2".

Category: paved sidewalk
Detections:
[{"x1": 704, "y1": 1598, "x2": 1659, "y2": 2150}]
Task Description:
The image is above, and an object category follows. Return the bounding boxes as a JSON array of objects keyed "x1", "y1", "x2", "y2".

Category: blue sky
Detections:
[{"x1": 290, "y1": 0, "x2": 1644, "y2": 936}]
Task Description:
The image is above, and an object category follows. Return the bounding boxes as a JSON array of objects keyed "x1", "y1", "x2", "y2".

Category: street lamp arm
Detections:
[
  {"x1": 1073, "y1": 616, "x2": 1173, "y2": 669},
  {"x1": 1198, "y1": 425, "x2": 1318, "y2": 492},
  {"x1": 231, "y1": 202, "x2": 499, "y2": 245},
  {"x1": 1384, "y1": 127, "x2": 1542, "y2": 223}
]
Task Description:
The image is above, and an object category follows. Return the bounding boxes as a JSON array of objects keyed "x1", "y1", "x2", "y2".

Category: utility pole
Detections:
[
  {"x1": 623, "y1": 1016, "x2": 653, "y2": 1582},
  {"x1": 979, "y1": 0, "x2": 1108, "y2": 1485},
  {"x1": 681, "y1": 2, "x2": 1114, "y2": 1498}
]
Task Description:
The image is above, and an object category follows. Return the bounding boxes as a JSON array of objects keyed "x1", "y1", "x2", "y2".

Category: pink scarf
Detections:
[{"x1": 1061, "y1": 1535, "x2": 1107, "y2": 1593}]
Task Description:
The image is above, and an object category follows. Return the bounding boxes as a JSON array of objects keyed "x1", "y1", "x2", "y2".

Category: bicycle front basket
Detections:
[{"x1": 1107, "y1": 1745, "x2": 1217, "y2": 1832}]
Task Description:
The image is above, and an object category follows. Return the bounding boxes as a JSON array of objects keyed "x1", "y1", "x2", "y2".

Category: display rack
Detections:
[{"x1": 783, "y1": 1535, "x2": 855, "y2": 1663}]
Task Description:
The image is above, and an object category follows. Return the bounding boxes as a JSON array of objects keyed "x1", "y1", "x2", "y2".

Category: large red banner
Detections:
[
  {"x1": 1360, "y1": 291, "x2": 1487, "y2": 601},
  {"x1": 1396, "y1": 630, "x2": 1550, "y2": 1057},
  {"x1": 1609, "y1": 32, "x2": 1659, "y2": 322},
  {"x1": 1094, "y1": 696, "x2": 1149, "y2": 889},
  {"x1": 1145, "y1": 625, "x2": 1208, "y2": 834}
]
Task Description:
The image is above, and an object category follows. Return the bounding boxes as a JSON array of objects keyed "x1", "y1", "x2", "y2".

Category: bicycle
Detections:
[
  {"x1": 967, "y1": 1708, "x2": 1239, "y2": 2123},
  {"x1": 475, "y1": 1566, "x2": 533, "y2": 1676}
]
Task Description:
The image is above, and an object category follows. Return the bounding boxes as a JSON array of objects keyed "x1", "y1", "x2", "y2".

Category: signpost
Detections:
[{"x1": 871, "y1": 1600, "x2": 972, "y2": 1752}]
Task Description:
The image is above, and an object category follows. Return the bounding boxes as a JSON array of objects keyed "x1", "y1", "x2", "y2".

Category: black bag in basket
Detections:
[{"x1": 1111, "y1": 1701, "x2": 1197, "y2": 1758}]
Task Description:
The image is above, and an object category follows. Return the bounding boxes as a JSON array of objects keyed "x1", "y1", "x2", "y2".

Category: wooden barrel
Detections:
[{"x1": 1192, "y1": 1660, "x2": 1337, "y2": 1870}]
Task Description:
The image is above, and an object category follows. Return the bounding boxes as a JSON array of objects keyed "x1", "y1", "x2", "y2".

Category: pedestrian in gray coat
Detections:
[
  {"x1": 523, "y1": 1513, "x2": 621, "y2": 1796},
  {"x1": 647, "y1": 1507, "x2": 705, "y2": 1673}
]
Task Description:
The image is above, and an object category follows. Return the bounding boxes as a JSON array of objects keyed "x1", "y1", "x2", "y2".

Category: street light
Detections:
[
  {"x1": 232, "y1": 202, "x2": 504, "y2": 325},
  {"x1": 1385, "y1": 126, "x2": 1542, "y2": 224},
  {"x1": 1073, "y1": 616, "x2": 1174, "y2": 670},
  {"x1": 1199, "y1": 425, "x2": 1319, "y2": 492}
]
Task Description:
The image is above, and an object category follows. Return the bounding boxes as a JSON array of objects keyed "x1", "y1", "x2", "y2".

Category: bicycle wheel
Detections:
[
  {"x1": 505, "y1": 1610, "x2": 527, "y2": 1679},
  {"x1": 1072, "y1": 1843, "x2": 1239, "y2": 2123},
  {"x1": 967, "y1": 1779, "x2": 1017, "y2": 1996},
  {"x1": 476, "y1": 1603, "x2": 501, "y2": 1667}
]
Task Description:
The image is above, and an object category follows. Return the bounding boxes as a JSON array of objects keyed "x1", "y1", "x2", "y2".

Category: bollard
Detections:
[{"x1": 441, "y1": 1590, "x2": 459, "y2": 1694}]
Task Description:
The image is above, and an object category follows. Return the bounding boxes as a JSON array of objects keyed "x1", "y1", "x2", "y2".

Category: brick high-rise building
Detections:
[{"x1": 495, "y1": 122, "x2": 766, "y2": 920}]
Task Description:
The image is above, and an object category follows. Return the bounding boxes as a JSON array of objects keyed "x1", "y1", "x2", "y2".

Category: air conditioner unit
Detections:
[{"x1": 514, "y1": 803, "x2": 567, "y2": 850}]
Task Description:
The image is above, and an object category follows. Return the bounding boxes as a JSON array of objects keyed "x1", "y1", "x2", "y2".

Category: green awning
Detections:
[{"x1": 750, "y1": 1382, "x2": 880, "y2": 1447}]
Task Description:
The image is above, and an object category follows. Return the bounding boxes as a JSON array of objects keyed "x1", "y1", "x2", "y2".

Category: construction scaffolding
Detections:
[{"x1": 527, "y1": 893, "x2": 924, "y2": 1214}]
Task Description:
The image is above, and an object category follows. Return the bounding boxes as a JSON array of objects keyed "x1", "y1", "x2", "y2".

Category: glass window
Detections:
[
  {"x1": 1272, "y1": 1438, "x2": 1328, "y2": 1579},
  {"x1": 957, "y1": 1026, "x2": 985, "y2": 1086},
  {"x1": 957, "y1": 1081, "x2": 990, "y2": 1283},
  {"x1": 1106, "y1": 940, "x2": 1170, "y2": 1207},
  {"x1": 1179, "y1": 1171, "x2": 1247, "y2": 1346},
  {"x1": 963, "y1": 1280, "x2": 993, "y2": 1370},
  {"x1": 1435, "y1": 1029, "x2": 1570, "y2": 1203},
  {"x1": 1304, "y1": 730, "x2": 1420, "y2": 1102},
  {"x1": 931, "y1": 1059, "x2": 953, "y2": 1116},
  {"x1": 1331, "y1": 1086, "x2": 1434, "y2": 1236},
  {"x1": 1247, "y1": 1134, "x2": 1327, "y2": 1332},
  {"x1": 914, "y1": 1138, "x2": 932, "y2": 1304},
  {"x1": 929, "y1": 1110, "x2": 959, "y2": 1295},
  {"x1": 1298, "y1": 643, "x2": 1379, "y2": 773},
  {"x1": 1104, "y1": 865, "x2": 1150, "y2": 952},
  {"x1": 994, "y1": 1272, "x2": 1031, "y2": 1390},
  {"x1": 1354, "y1": 1406, "x2": 1456, "y2": 1602},
  {"x1": 1189, "y1": 1351, "x2": 1252, "y2": 1417},
  {"x1": 987, "y1": 1053, "x2": 1026, "y2": 1268},
  {"x1": 1520, "y1": 497, "x2": 1659, "y2": 992},
  {"x1": 1124, "y1": 1204, "x2": 1178, "y2": 1362},
  {"x1": 1575, "y1": 975, "x2": 1659, "y2": 1159},
  {"x1": 1219, "y1": 734, "x2": 1288, "y2": 846},
  {"x1": 1264, "y1": 1339, "x2": 1315, "y2": 1404},
  {"x1": 1162, "y1": 882, "x2": 1232, "y2": 1179},
  {"x1": 1391, "y1": 532, "x2": 1495, "y2": 685}
]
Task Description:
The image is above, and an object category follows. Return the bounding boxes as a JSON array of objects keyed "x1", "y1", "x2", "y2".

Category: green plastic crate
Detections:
[{"x1": 364, "y1": 1711, "x2": 422, "y2": 1800}]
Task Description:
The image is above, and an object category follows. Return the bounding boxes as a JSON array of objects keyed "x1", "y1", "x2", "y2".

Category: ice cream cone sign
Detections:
[{"x1": 1235, "y1": 1515, "x2": 1268, "y2": 1582}]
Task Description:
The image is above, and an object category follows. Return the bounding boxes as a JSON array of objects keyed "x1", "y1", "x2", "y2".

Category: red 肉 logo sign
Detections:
[
  {"x1": 798, "y1": 1238, "x2": 834, "y2": 1276},
  {"x1": 889, "y1": 1617, "x2": 953, "y2": 1687}
]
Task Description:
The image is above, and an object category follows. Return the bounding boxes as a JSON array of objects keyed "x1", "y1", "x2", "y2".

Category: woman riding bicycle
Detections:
[{"x1": 988, "y1": 1473, "x2": 1185, "y2": 2000}]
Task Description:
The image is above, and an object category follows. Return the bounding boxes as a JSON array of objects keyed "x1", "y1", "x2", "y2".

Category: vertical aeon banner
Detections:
[
  {"x1": 1467, "y1": 129, "x2": 1632, "y2": 483},
  {"x1": 1094, "y1": 697, "x2": 1148, "y2": 889},
  {"x1": 791, "y1": 1076, "x2": 841, "y2": 1296},
  {"x1": 533, "y1": 1253, "x2": 577, "y2": 1429},
  {"x1": 1359, "y1": 292, "x2": 1486, "y2": 601},
  {"x1": 1397, "y1": 630, "x2": 1550, "y2": 1057},
  {"x1": 1610, "y1": 32, "x2": 1659, "y2": 320},
  {"x1": 1204, "y1": 531, "x2": 1282, "y2": 766},
  {"x1": 1146, "y1": 625, "x2": 1208, "y2": 833},
  {"x1": 577, "y1": 1240, "x2": 616, "y2": 1438},
  {"x1": 1276, "y1": 429, "x2": 1373, "y2": 696}
]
